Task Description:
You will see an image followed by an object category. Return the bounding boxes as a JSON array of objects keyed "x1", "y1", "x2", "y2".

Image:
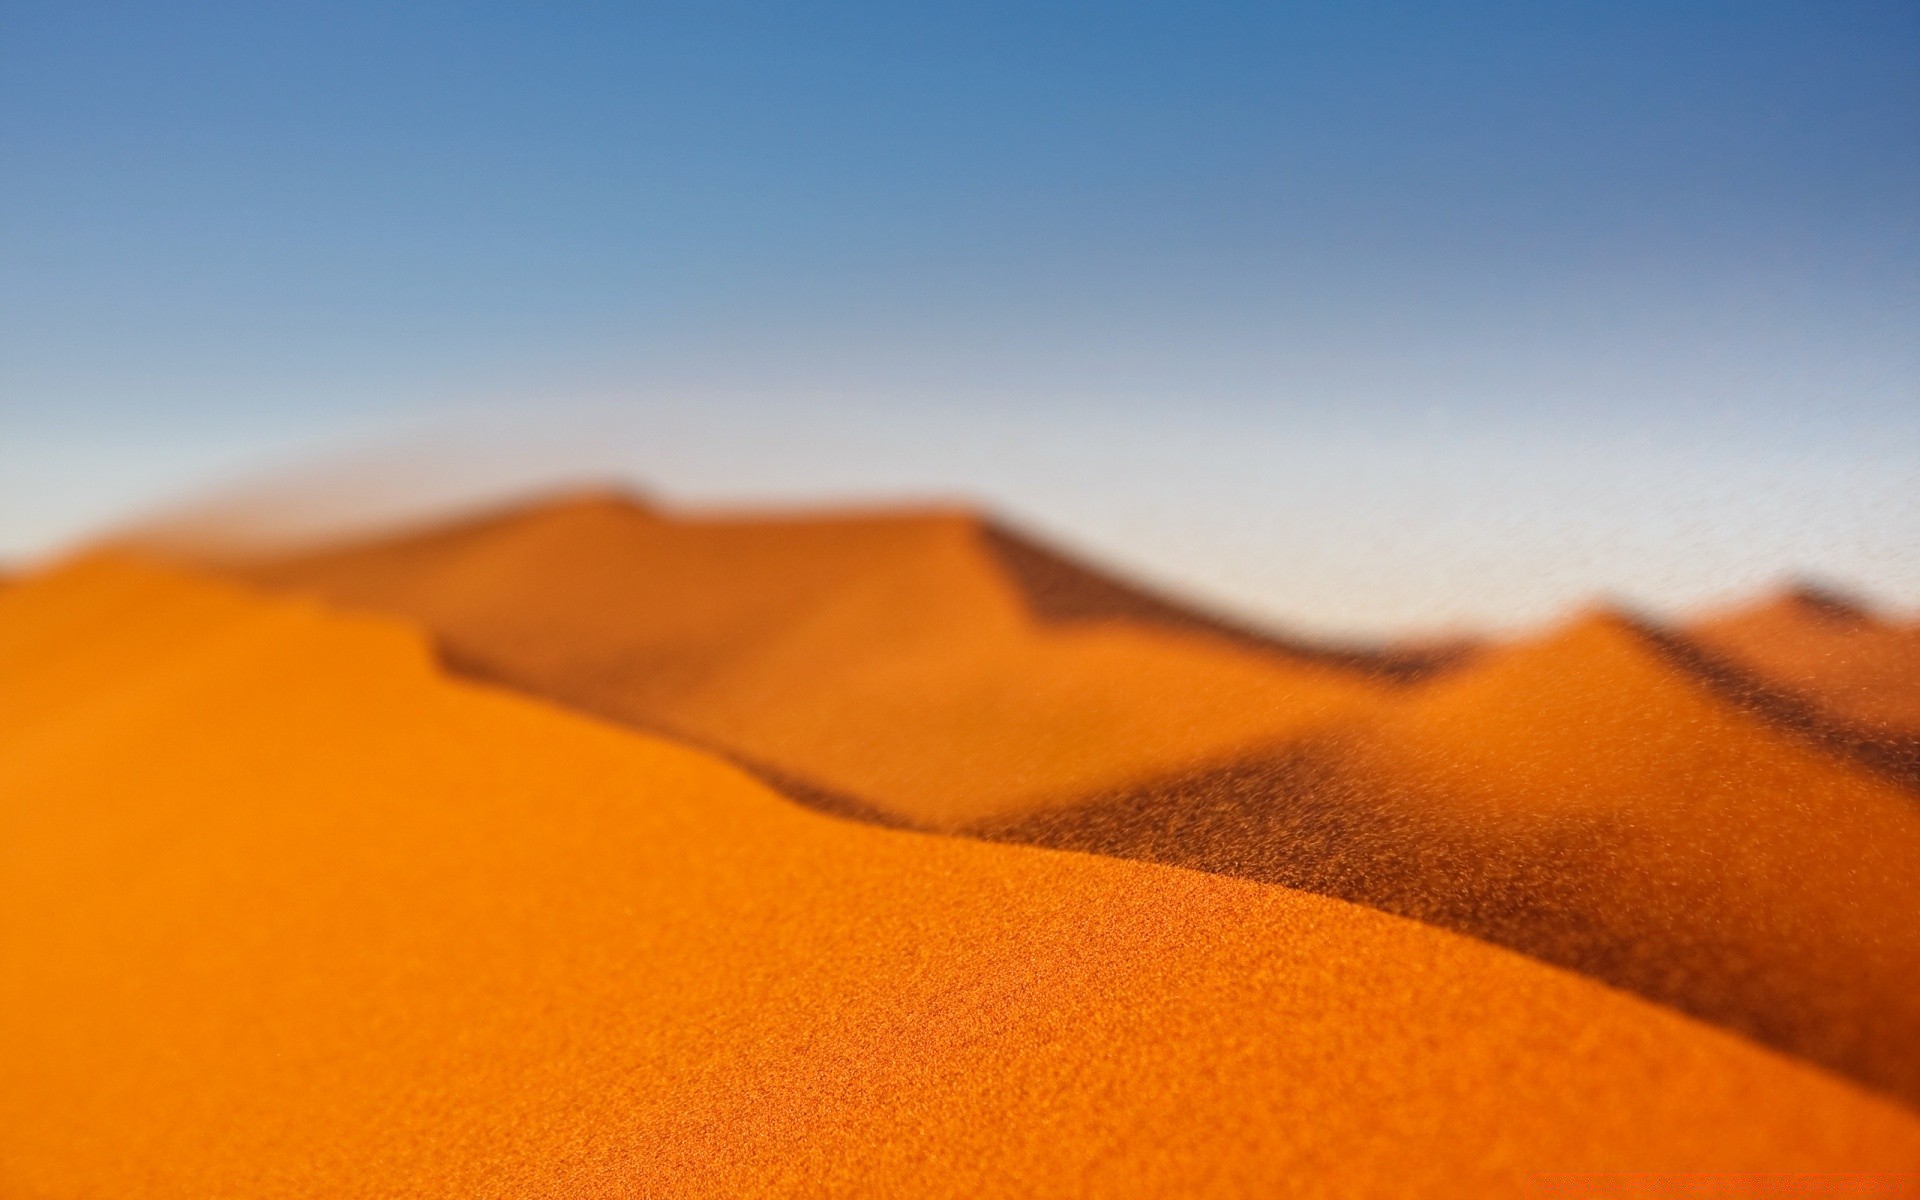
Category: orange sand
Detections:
[
  {"x1": 1352, "y1": 613, "x2": 1920, "y2": 1097},
  {"x1": 197, "y1": 492, "x2": 1920, "y2": 1105},
  {"x1": 5, "y1": 554, "x2": 1918, "y2": 1196},
  {"x1": 995, "y1": 610, "x2": 1920, "y2": 1102},
  {"x1": 228, "y1": 493, "x2": 1406, "y2": 826},
  {"x1": 1687, "y1": 587, "x2": 1920, "y2": 742}
]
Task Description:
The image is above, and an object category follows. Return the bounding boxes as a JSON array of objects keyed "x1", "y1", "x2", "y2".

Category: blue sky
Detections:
[{"x1": 3, "y1": 2, "x2": 1916, "y2": 628}]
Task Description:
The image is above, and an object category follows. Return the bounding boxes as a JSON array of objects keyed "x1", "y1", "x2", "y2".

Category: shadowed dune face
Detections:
[
  {"x1": 171, "y1": 492, "x2": 1920, "y2": 1106},
  {"x1": 14, "y1": 558, "x2": 1920, "y2": 1194},
  {"x1": 976, "y1": 522, "x2": 1476, "y2": 680}
]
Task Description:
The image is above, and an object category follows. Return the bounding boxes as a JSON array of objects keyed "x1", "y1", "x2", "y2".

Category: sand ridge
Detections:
[{"x1": 5, "y1": 554, "x2": 1919, "y2": 1197}]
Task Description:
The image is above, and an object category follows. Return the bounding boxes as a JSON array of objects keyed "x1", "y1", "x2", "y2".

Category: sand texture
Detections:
[
  {"x1": 202, "y1": 492, "x2": 1920, "y2": 1106},
  {"x1": 995, "y1": 611, "x2": 1920, "y2": 1102},
  {"x1": 1684, "y1": 586, "x2": 1920, "y2": 758},
  {"x1": 5, "y1": 554, "x2": 1920, "y2": 1198}
]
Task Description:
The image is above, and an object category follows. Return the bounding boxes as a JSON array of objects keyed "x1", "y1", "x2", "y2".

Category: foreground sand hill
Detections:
[
  {"x1": 5, "y1": 554, "x2": 1918, "y2": 1196},
  {"x1": 192, "y1": 491, "x2": 1920, "y2": 1107}
]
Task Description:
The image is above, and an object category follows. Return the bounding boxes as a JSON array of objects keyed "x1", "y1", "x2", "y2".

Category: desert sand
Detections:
[
  {"x1": 191, "y1": 491, "x2": 1920, "y2": 1107},
  {"x1": 224, "y1": 492, "x2": 1419, "y2": 826},
  {"x1": 5, "y1": 554, "x2": 1919, "y2": 1198},
  {"x1": 999, "y1": 611, "x2": 1920, "y2": 1100},
  {"x1": 1685, "y1": 586, "x2": 1920, "y2": 761}
]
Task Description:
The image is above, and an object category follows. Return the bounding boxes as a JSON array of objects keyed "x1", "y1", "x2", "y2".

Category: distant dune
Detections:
[
  {"x1": 1683, "y1": 586, "x2": 1920, "y2": 767},
  {"x1": 218, "y1": 491, "x2": 1429, "y2": 826}
]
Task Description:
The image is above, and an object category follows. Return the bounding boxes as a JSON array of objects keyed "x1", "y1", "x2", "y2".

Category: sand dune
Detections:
[
  {"x1": 1679, "y1": 586, "x2": 1920, "y2": 775},
  {"x1": 161, "y1": 492, "x2": 1920, "y2": 1108},
  {"x1": 999, "y1": 611, "x2": 1920, "y2": 1102},
  {"x1": 5, "y1": 555, "x2": 1917, "y2": 1197},
  {"x1": 221, "y1": 491, "x2": 1425, "y2": 827}
]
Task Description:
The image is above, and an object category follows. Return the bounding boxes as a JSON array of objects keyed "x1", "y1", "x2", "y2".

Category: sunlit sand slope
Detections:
[{"x1": 5, "y1": 556, "x2": 1916, "y2": 1196}]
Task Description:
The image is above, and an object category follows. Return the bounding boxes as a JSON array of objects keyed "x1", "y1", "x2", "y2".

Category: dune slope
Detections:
[
  {"x1": 5, "y1": 555, "x2": 1919, "y2": 1196},
  {"x1": 1679, "y1": 587, "x2": 1920, "y2": 780},
  {"x1": 996, "y1": 612, "x2": 1920, "y2": 1103}
]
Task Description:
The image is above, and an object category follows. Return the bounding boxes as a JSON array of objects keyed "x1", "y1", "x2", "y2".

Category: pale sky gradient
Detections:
[{"x1": 4, "y1": 3, "x2": 1916, "y2": 634}]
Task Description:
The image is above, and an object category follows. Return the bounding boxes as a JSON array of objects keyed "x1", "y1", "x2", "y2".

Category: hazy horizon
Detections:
[{"x1": 5, "y1": 2, "x2": 1916, "y2": 632}]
